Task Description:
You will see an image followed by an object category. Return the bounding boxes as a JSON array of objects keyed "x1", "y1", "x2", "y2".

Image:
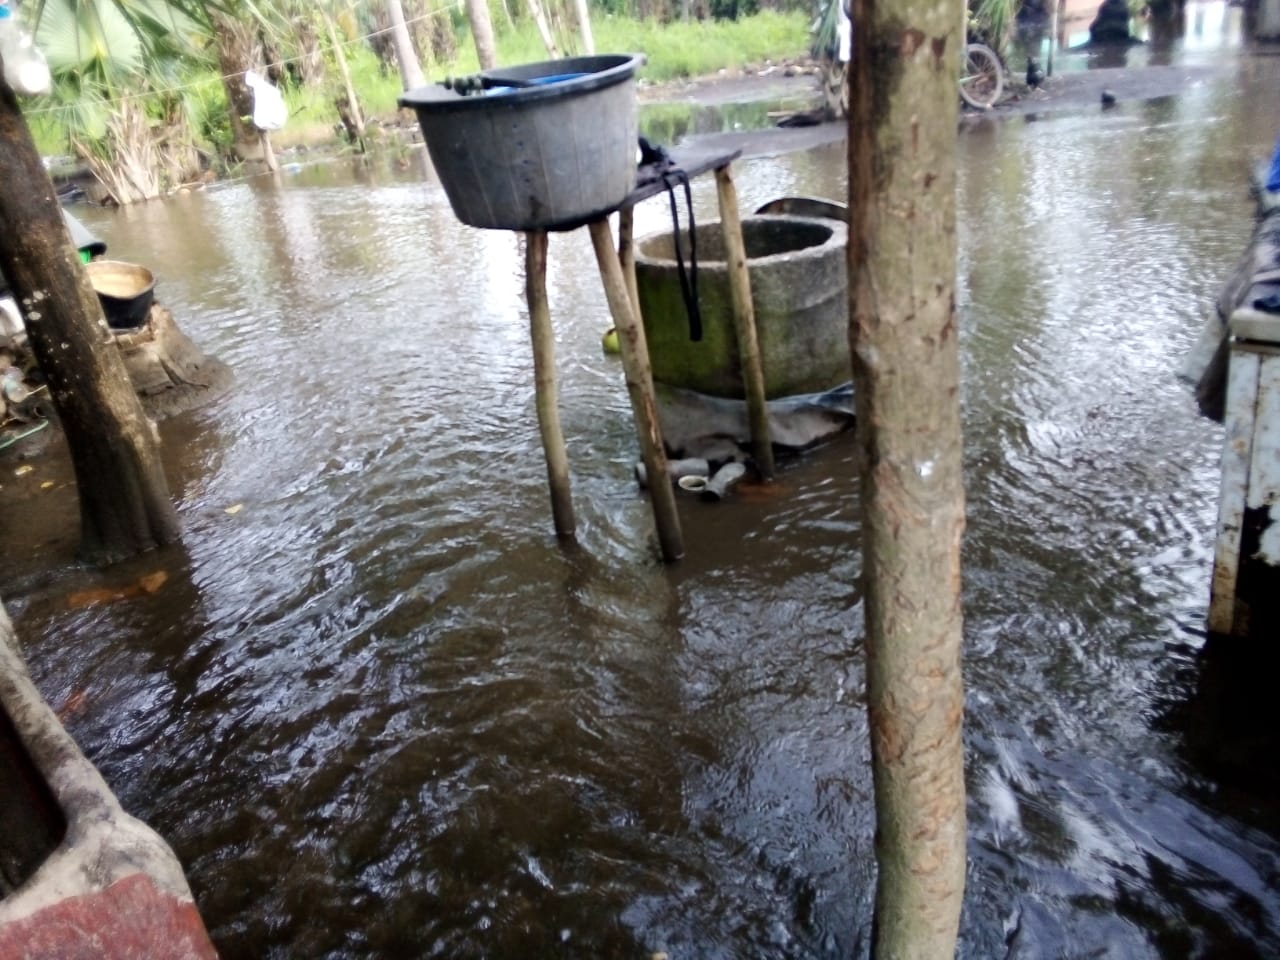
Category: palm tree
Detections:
[
  {"x1": 28, "y1": 0, "x2": 222, "y2": 202},
  {"x1": 386, "y1": 0, "x2": 425, "y2": 91},
  {"x1": 464, "y1": 0, "x2": 497, "y2": 69},
  {"x1": 26, "y1": 0, "x2": 320, "y2": 199}
]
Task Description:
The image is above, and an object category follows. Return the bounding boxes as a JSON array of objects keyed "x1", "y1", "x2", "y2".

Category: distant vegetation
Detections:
[
  {"x1": 18, "y1": 0, "x2": 809, "y2": 203},
  {"x1": 263, "y1": 10, "x2": 808, "y2": 149}
]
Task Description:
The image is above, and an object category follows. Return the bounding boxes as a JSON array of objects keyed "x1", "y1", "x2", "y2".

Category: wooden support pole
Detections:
[
  {"x1": 525, "y1": 231, "x2": 576, "y2": 539},
  {"x1": 714, "y1": 164, "x2": 775, "y2": 480},
  {"x1": 587, "y1": 219, "x2": 685, "y2": 562},
  {"x1": 618, "y1": 206, "x2": 640, "y2": 314}
]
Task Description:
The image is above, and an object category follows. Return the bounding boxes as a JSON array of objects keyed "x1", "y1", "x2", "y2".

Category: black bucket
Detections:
[
  {"x1": 399, "y1": 55, "x2": 644, "y2": 231},
  {"x1": 85, "y1": 260, "x2": 155, "y2": 329}
]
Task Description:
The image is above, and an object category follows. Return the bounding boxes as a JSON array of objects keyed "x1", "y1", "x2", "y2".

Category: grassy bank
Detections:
[{"x1": 27, "y1": 10, "x2": 809, "y2": 160}]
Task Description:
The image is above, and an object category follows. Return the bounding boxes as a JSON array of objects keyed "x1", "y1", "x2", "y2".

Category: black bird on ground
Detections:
[{"x1": 1026, "y1": 57, "x2": 1046, "y2": 89}]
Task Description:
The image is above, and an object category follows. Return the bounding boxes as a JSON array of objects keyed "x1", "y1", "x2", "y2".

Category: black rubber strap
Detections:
[{"x1": 663, "y1": 169, "x2": 702, "y2": 342}]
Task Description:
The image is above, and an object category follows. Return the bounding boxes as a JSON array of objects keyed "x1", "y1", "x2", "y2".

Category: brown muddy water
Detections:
[{"x1": 4, "y1": 37, "x2": 1280, "y2": 960}]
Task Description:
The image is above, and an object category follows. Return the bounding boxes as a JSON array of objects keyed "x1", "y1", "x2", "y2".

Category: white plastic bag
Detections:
[
  {"x1": 245, "y1": 70, "x2": 287, "y2": 132},
  {"x1": 0, "y1": 3, "x2": 51, "y2": 96}
]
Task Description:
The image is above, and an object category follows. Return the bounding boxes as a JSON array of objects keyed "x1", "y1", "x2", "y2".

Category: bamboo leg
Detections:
[
  {"x1": 525, "y1": 230, "x2": 576, "y2": 539},
  {"x1": 587, "y1": 219, "x2": 685, "y2": 562},
  {"x1": 714, "y1": 164, "x2": 775, "y2": 480},
  {"x1": 618, "y1": 206, "x2": 640, "y2": 314}
]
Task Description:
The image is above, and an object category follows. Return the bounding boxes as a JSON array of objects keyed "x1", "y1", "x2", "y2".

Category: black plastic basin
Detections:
[{"x1": 86, "y1": 260, "x2": 155, "y2": 329}]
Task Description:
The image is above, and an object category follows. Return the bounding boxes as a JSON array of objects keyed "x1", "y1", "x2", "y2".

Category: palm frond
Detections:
[{"x1": 35, "y1": 0, "x2": 146, "y2": 81}]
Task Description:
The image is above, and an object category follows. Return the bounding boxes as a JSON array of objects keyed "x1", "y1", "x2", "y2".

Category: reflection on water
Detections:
[
  {"x1": 1015, "y1": 0, "x2": 1249, "y2": 72},
  {"x1": 641, "y1": 98, "x2": 813, "y2": 145},
  {"x1": 4, "y1": 46, "x2": 1280, "y2": 960}
]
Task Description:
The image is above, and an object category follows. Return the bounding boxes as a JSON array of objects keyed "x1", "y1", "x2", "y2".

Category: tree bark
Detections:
[
  {"x1": 465, "y1": 0, "x2": 499, "y2": 70},
  {"x1": 525, "y1": 0, "x2": 561, "y2": 58},
  {"x1": 847, "y1": 0, "x2": 968, "y2": 955},
  {"x1": 213, "y1": 13, "x2": 262, "y2": 163},
  {"x1": 386, "y1": 0, "x2": 426, "y2": 91},
  {"x1": 322, "y1": 10, "x2": 366, "y2": 150},
  {"x1": 571, "y1": 0, "x2": 596, "y2": 54},
  {"x1": 0, "y1": 78, "x2": 180, "y2": 565}
]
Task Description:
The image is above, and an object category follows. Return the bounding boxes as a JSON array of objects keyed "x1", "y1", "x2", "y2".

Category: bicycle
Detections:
[
  {"x1": 815, "y1": 3, "x2": 1006, "y2": 116},
  {"x1": 958, "y1": 42, "x2": 1004, "y2": 110}
]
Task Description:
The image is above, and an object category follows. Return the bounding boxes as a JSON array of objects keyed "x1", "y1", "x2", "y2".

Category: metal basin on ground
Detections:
[
  {"x1": 635, "y1": 215, "x2": 849, "y2": 399},
  {"x1": 86, "y1": 260, "x2": 155, "y2": 329},
  {"x1": 399, "y1": 55, "x2": 643, "y2": 231}
]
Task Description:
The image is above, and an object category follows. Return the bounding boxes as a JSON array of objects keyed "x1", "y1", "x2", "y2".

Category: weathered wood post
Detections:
[
  {"x1": 714, "y1": 164, "x2": 776, "y2": 480},
  {"x1": 588, "y1": 219, "x2": 685, "y2": 562},
  {"x1": 848, "y1": 0, "x2": 968, "y2": 952},
  {"x1": 618, "y1": 207, "x2": 641, "y2": 314},
  {"x1": 1209, "y1": 306, "x2": 1280, "y2": 637},
  {"x1": 525, "y1": 231, "x2": 576, "y2": 538}
]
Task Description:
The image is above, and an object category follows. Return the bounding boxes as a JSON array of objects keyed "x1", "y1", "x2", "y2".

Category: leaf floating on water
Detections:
[
  {"x1": 139, "y1": 571, "x2": 168, "y2": 594},
  {"x1": 68, "y1": 587, "x2": 125, "y2": 609},
  {"x1": 14, "y1": 465, "x2": 32, "y2": 476},
  {"x1": 225, "y1": 503, "x2": 244, "y2": 515},
  {"x1": 68, "y1": 571, "x2": 168, "y2": 608},
  {"x1": 57, "y1": 688, "x2": 90, "y2": 721},
  {"x1": 734, "y1": 479, "x2": 785, "y2": 503}
]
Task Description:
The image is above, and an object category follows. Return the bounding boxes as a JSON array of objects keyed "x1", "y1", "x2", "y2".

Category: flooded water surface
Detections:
[{"x1": 5, "y1": 37, "x2": 1280, "y2": 960}]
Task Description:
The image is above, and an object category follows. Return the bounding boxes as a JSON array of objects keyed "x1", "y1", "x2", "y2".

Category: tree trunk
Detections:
[
  {"x1": 571, "y1": 0, "x2": 596, "y2": 53},
  {"x1": 847, "y1": 0, "x2": 968, "y2": 954},
  {"x1": 410, "y1": 0, "x2": 456, "y2": 64},
  {"x1": 465, "y1": 0, "x2": 499, "y2": 69},
  {"x1": 322, "y1": 10, "x2": 366, "y2": 151},
  {"x1": 525, "y1": 0, "x2": 561, "y2": 58},
  {"x1": 213, "y1": 13, "x2": 262, "y2": 162},
  {"x1": 0, "y1": 79, "x2": 180, "y2": 565},
  {"x1": 387, "y1": 0, "x2": 426, "y2": 91}
]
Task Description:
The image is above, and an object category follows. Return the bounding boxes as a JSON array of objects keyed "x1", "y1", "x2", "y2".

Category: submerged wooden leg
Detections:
[
  {"x1": 525, "y1": 230, "x2": 575, "y2": 539},
  {"x1": 587, "y1": 218, "x2": 685, "y2": 562},
  {"x1": 714, "y1": 164, "x2": 775, "y2": 480}
]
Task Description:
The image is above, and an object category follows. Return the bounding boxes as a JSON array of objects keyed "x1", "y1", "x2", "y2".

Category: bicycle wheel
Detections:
[{"x1": 959, "y1": 42, "x2": 1004, "y2": 110}]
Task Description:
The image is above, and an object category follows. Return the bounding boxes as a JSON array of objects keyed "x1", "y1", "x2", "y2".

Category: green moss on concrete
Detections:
[{"x1": 636, "y1": 216, "x2": 849, "y2": 399}]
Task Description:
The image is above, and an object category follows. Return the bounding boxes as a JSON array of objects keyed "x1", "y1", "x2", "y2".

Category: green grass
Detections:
[
  {"x1": 485, "y1": 9, "x2": 809, "y2": 82},
  {"x1": 612, "y1": 10, "x2": 808, "y2": 80}
]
